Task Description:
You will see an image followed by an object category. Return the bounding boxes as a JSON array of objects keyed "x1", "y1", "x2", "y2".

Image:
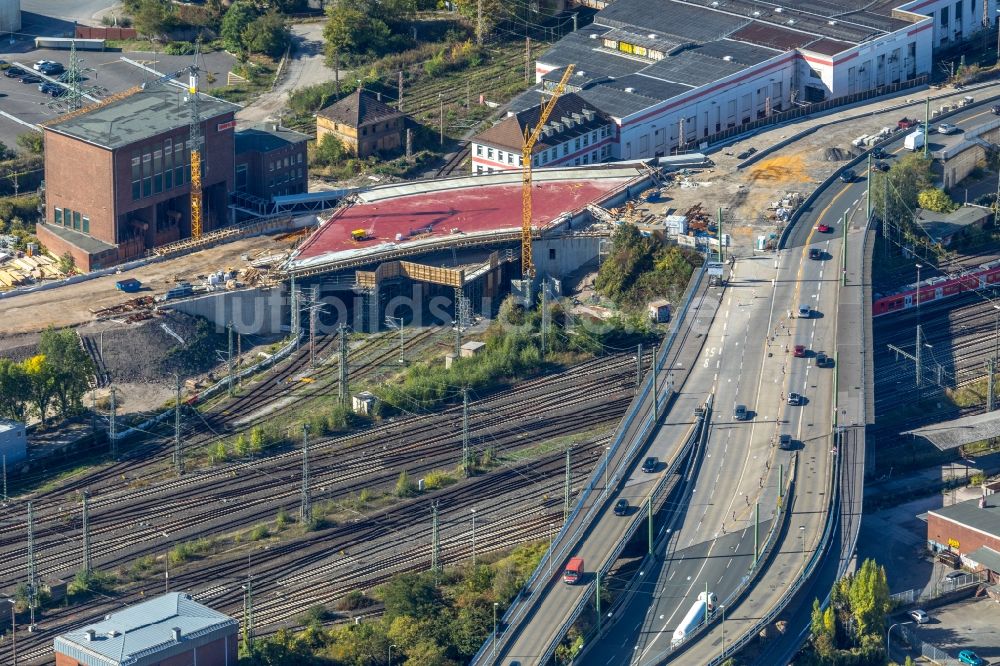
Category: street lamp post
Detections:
[
  {"x1": 798, "y1": 525, "x2": 806, "y2": 568},
  {"x1": 388, "y1": 643, "x2": 397, "y2": 666},
  {"x1": 886, "y1": 621, "x2": 912, "y2": 661},
  {"x1": 492, "y1": 602, "x2": 499, "y2": 657},
  {"x1": 720, "y1": 604, "x2": 726, "y2": 658},
  {"x1": 548, "y1": 523, "x2": 554, "y2": 575},
  {"x1": 603, "y1": 446, "x2": 611, "y2": 497},
  {"x1": 6, "y1": 599, "x2": 15, "y2": 666}
]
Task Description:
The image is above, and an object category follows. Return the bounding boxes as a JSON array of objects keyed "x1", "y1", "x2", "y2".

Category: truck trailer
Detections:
[
  {"x1": 904, "y1": 130, "x2": 925, "y2": 151},
  {"x1": 671, "y1": 591, "x2": 717, "y2": 647}
]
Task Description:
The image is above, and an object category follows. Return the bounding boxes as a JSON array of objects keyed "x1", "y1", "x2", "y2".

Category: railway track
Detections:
[{"x1": 433, "y1": 142, "x2": 471, "y2": 178}]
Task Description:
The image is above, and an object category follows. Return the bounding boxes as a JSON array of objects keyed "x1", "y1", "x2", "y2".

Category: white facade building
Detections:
[
  {"x1": 471, "y1": 0, "x2": 972, "y2": 173},
  {"x1": 0, "y1": 419, "x2": 26, "y2": 466}
]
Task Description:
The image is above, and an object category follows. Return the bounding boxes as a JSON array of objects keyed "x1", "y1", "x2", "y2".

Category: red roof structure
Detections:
[{"x1": 294, "y1": 172, "x2": 637, "y2": 263}]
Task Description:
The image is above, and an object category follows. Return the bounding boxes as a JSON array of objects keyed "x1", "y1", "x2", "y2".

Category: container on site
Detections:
[
  {"x1": 671, "y1": 591, "x2": 717, "y2": 647},
  {"x1": 563, "y1": 557, "x2": 584, "y2": 584},
  {"x1": 115, "y1": 278, "x2": 141, "y2": 293},
  {"x1": 904, "y1": 130, "x2": 925, "y2": 151}
]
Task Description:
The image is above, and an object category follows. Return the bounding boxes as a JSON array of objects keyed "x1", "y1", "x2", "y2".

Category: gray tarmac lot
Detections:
[
  {"x1": 0, "y1": 47, "x2": 238, "y2": 146},
  {"x1": 904, "y1": 597, "x2": 1000, "y2": 664}
]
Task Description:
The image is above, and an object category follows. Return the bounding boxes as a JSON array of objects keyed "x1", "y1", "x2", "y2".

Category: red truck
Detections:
[
  {"x1": 897, "y1": 117, "x2": 917, "y2": 130},
  {"x1": 563, "y1": 557, "x2": 584, "y2": 584}
]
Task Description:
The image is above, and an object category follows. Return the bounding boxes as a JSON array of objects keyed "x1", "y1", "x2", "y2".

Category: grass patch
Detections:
[
  {"x1": 422, "y1": 469, "x2": 457, "y2": 490},
  {"x1": 503, "y1": 429, "x2": 612, "y2": 463},
  {"x1": 947, "y1": 377, "x2": 988, "y2": 408},
  {"x1": 212, "y1": 57, "x2": 277, "y2": 105},
  {"x1": 168, "y1": 537, "x2": 217, "y2": 565}
]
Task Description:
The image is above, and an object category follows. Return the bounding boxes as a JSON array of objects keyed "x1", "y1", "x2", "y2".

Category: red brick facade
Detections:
[
  {"x1": 927, "y1": 512, "x2": 1000, "y2": 560},
  {"x1": 42, "y1": 110, "x2": 235, "y2": 270}
]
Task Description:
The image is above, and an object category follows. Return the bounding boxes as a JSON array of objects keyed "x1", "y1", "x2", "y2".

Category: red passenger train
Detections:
[{"x1": 873, "y1": 259, "x2": 1000, "y2": 317}]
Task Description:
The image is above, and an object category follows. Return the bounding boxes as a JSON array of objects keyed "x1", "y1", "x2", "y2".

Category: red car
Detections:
[
  {"x1": 815, "y1": 223, "x2": 832, "y2": 233},
  {"x1": 793, "y1": 345, "x2": 806, "y2": 357}
]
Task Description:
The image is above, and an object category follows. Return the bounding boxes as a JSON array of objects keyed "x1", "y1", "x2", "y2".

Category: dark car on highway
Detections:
[
  {"x1": 993, "y1": 104, "x2": 1000, "y2": 115},
  {"x1": 779, "y1": 434, "x2": 793, "y2": 450},
  {"x1": 840, "y1": 169, "x2": 855, "y2": 183},
  {"x1": 809, "y1": 248, "x2": 822, "y2": 260},
  {"x1": 870, "y1": 147, "x2": 891, "y2": 159},
  {"x1": 815, "y1": 352, "x2": 832, "y2": 368},
  {"x1": 614, "y1": 499, "x2": 629, "y2": 516},
  {"x1": 872, "y1": 161, "x2": 890, "y2": 172},
  {"x1": 642, "y1": 456, "x2": 659, "y2": 473}
]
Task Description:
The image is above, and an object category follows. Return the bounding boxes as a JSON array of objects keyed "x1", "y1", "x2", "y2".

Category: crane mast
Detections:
[
  {"x1": 187, "y1": 69, "x2": 203, "y2": 240},
  {"x1": 521, "y1": 64, "x2": 575, "y2": 279}
]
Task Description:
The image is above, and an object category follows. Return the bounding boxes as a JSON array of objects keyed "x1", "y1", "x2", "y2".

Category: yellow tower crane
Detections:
[{"x1": 521, "y1": 63, "x2": 575, "y2": 279}]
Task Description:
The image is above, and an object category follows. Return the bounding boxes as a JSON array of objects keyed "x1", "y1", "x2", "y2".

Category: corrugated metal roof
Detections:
[
  {"x1": 929, "y1": 497, "x2": 1000, "y2": 540},
  {"x1": 730, "y1": 22, "x2": 817, "y2": 51},
  {"x1": 54, "y1": 593, "x2": 238, "y2": 666},
  {"x1": 903, "y1": 410, "x2": 1000, "y2": 451},
  {"x1": 598, "y1": 0, "x2": 750, "y2": 43},
  {"x1": 803, "y1": 38, "x2": 855, "y2": 57}
]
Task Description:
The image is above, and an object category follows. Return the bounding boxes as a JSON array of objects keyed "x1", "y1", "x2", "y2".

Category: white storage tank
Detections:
[{"x1": 0, "y1": 0, "x2": 20, "y2": 34}]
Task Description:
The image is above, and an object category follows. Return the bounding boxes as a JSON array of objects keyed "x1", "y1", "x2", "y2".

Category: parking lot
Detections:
[
  {"x1": 900, "y1": 597, "x2": 1000, "y2": 665},
  {"x1": 0, "y1": 47, "x2": 237, "y2": 147}
]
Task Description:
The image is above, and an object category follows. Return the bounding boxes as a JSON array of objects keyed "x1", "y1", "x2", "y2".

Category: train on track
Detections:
[{"x1": 872, "y1": 259, "x2": 1000, "y2": 317}]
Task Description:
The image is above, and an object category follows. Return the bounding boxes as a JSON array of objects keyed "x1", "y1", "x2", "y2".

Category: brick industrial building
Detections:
[
  {"x1": 235, "y1": 123, "x2": 310, "y2": 201},
  {"x1": 928, "y1": 496, "x2": 1000, "y2": 579},
  {"x1": 54, "y1": 592, "x2": 239, "y2": 666},
  {"x1": 38, "y1": 87, "x2": 240, "y2": 271}
]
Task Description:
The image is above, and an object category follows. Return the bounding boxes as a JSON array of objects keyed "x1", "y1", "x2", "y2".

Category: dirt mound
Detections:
[
  {"x1": 822, "y1": 146, "x2": 854, "y2": 161},
  {"x1": 80, "y1": 312, "x2": 228, "y2": 384},
  {"x1": 747, "y1": 154, "x2": 813, "y2": 184}
]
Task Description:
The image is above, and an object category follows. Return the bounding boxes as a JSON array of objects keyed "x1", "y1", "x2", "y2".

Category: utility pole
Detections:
[
  {"x1": 717, "y1": 207, "x2": 725, "y2": 262},
  {"x1": 988, "y1": 357, "x2": 996, "y2": 412},
  {"x1": 596, "y1": 571, "x2": 602, "y2": 632},
  {"x1": 430, "y1": 501, "x2": 441, "y2": 578},
  {"x1": 753, "y1": 501, "x2": 760, "y2": 564},
  {"x1": 915, "y1": 263, "x2": 923, "y2": 387},
  {"x1": 923, "y1": 98, "x2": 930, "y2": 158},
  {"x1": 476, "y1": 0, "x2": 484, "y2": 45},
  {"x1": 174, "y1": 374, "x2": 183, "y2": 476},
  {"x1": 842, "y1": 211, "x2": 848, "y2": 286},
  {"x1": 2, "y1": 454, "x2": 6, "y2": 504},
  {"x1": 540, "y1": 283, "x2": 547, "y2": 357},
  {"x1": 291, "y1": 276, "x2": 300, "y2": 350},
  {"x1": 338, "y1": 323, "x2": 349, "y2": 406},
  {"x1": 647, "y1": 496, "x2": 653, "y2": 554},
  {"x1": 397, "y1": 70, "x2": 404, "y2": 112},
  {"x1": 636, "y1": 343, "x2": 643, "y2": 391},
  {"x1": 108, "y1": 387, "x2": 117, "y2": 460},
  {"x1": 242, "y1": 576, "x2": 254, "y2": 656},
  {"x1": 300, "y1": 424, "x2": 311, "y2": 524},
  {"x1": 227, "y1": 323, "x2": 235, "y2": 397},
  {"x1": 26, "y1": 501, "x2": 36, "y2": 630},
  {"x1": 237, "y1": 332, "x2": 242, "y2": 388},
  {"x1": 471, "y1": 509, "x2": 477, "y2": 566},
  {"x1": 309, "y1": 286, "x2": 318, "y2": 369},
  {"x1": 525, "y1": 37, "x2": 531, "y2": 83},
  {"x1": 462, "y1": 388, "x2": 470, "y2": 476},
  {"x1": 82, "y1": 491, "x2": 91, "y2": 575},
  {"x1": 564, "y1": 446, "x2": 572, "y2": 522},
  {"x1": 866, "y1": 153, "x2": 873, "y2": 220},
  {"x1": 439, "y1": 94, "x2": 444, "y2": 145}
]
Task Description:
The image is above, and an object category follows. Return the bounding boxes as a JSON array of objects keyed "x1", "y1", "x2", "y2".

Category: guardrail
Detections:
[
  {"x1": 705, "y1": 431, "x2": 843, "y2": 665},
  {"x1": 469, "y1": 262, "x2": 708, "y2": 665},
  {"x1": 778, "y1": 88, "x2": 1000, "y2": 251},
  {"x1": 542, "y1": 413, "x2": 707, "y2": 665}
]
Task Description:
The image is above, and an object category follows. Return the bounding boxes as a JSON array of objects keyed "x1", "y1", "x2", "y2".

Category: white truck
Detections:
[
  {"x1": 904, "y1": 130, "x2": 925, "y2": 151},
  {"x1": 671, "y1": 591, "x2": 718, "y2": 647}
]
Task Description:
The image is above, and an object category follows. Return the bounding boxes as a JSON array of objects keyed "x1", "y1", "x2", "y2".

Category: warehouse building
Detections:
[
  {"x1": 0, "y1": 419, "x2": 26, "y2": 466},
  {"x1": 54, "y1": 592, "x2": 239, "y2": 666},
  {"x1": 471, "y1": 0, "x2": 992, "y2": 172},
  {"x1": 38, "y1": 87, "x2": 240, "y2": 271},
  {"x1": 928, "y1": 496, "x2": 1000, "y2": 578}
]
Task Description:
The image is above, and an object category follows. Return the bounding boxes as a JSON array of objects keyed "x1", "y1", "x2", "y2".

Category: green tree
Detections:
[
  {"x1": 0, "y1": 357, "x2": 30, "y2": 421},
  {"x1": 395, "y1": 469, "x2": 415, "y2": 497},
  {"x1": 211, "y1": 441, "x2": 228, "y2": 464},
  {"x1": 380, "y1": 572, "x2": 441, "y2": 621},
  {"x1": 16, "y1": 132, "x2": 43, "y2": 155},
  {"x1": 220, "y1": 1, "x2": 258, "y2": 53},
  {"x1": 38, "y1": 327, "x2": 95, "y2": 417},
  {"x1": 848, "y1": 558, "x2": 890, "y2": 637},
  {"x1": 917, "y1": 187, "x2": 958, "y2": 213},
  {"x1": 234, "y1": 432, "x2": 250, "y2": 457},
  {"x1": 313, "y1": 133, "x2": 348, "y2": 166},
  {"x1": 23, "y1": 354, "x2": 57, "y2": 425},
  {"x1": 870, "y1": 153, "x2": 933, "y2": 225},
  {"x1": 131, "y1": 0, "x2": 175, "y2": 38},
  {"x1": 249, "y1": 425, "x2": 264, "y2": 455},
  {"x1": 242, "y1": 9, "x2": 289, "y2": 58}
]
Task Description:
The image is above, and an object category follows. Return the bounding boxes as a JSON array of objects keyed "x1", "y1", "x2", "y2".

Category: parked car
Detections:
[
  {"x1": 815, "y1": 352, "x2": 832, "y2": 368},
  {"x1": 793, "y1": 345, "x2": 806, "y2": 357},
  {"x1": 19, "y1": 74, "x2": 41, "y2": 84},
  {"x1": 642, "y1": 456, "x2": 659, "y2": 473},
  {"x1": 734, "y1": 404, "x2": 749, "y2": 421},
  {"x1": 614, "y1": 499, "x2": 629, "y2": 516},
  {"x1": 809, "y1": 248, "x2": 822, "y2": 260},
  {"x1": 944, "y1": 570, "x2": 965, "y2": 580},
  {"x1": 32, "y1": 59, "x2": 57, "y2": 71},
  {"x1": 779, "y1": 434, "x2": 793, "y2": 450},
  {"x1": 4, "y1": 66, "x2": 24, "y2": 78},
  {"x1": 814, "y1": 223, "x2": 832, "y2": 233},
  {"x1": 908, "y1": 609, "x2": 929, "y2": 624},
  {"x1": 840, "y1": 169, "x2": 855, "y2": 183},
  {"x1": 39, "y1": 82, "x2": 64, "y2": 97},
  {"x1": 958, "y1": 650, "x2": 984, "y2": 666},
  {"x1": 787, "y1": 392, "x2": 803, "y2": 406},
  {"x1": 936, "y1": 123, "x2": 960, "y2": 135},
  {"x1": 39, "y1": 63, "x2": 64, "y2": 76},
  {"x1": 798, "y1": 304, "x2": 813, "y2": 318}
]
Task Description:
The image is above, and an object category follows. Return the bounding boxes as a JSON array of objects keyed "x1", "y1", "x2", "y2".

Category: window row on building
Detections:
[
  {"x1": 53, "y1": 207, "x2": 89, "y2": 233},
  {"x1": 474, "y1": 144, "x2": 610, "y2": 174},
  {"x1": 269, "y1": 153, "x2": 304, "y2": 171},
  {"x1": 269, "y1": 167, "x2": 305, "y2": 188},
  {"x1": 130, "y1": 138, "x2": 192, "y2": 201}
]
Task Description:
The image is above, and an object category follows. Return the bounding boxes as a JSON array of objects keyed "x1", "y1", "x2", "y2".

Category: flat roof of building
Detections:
[
  {"x1": 292, "y1": 166, "x2": 645, "y2": 267},
  {"x1": 235, "y1": 123, "x2": 310, "y2": 154},
  {"x1": 45, "y1": 88, "x2": 240, "y2": 150},
  {"x1": 54, "y1": 592, "x2": 238, "y2": 666},
  {"x1": 0, "y1": 419, "x2": 23, "y2": 433},
  {"x1": 930, "y1": 497, "x2": 1000, "y2": 538}
]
